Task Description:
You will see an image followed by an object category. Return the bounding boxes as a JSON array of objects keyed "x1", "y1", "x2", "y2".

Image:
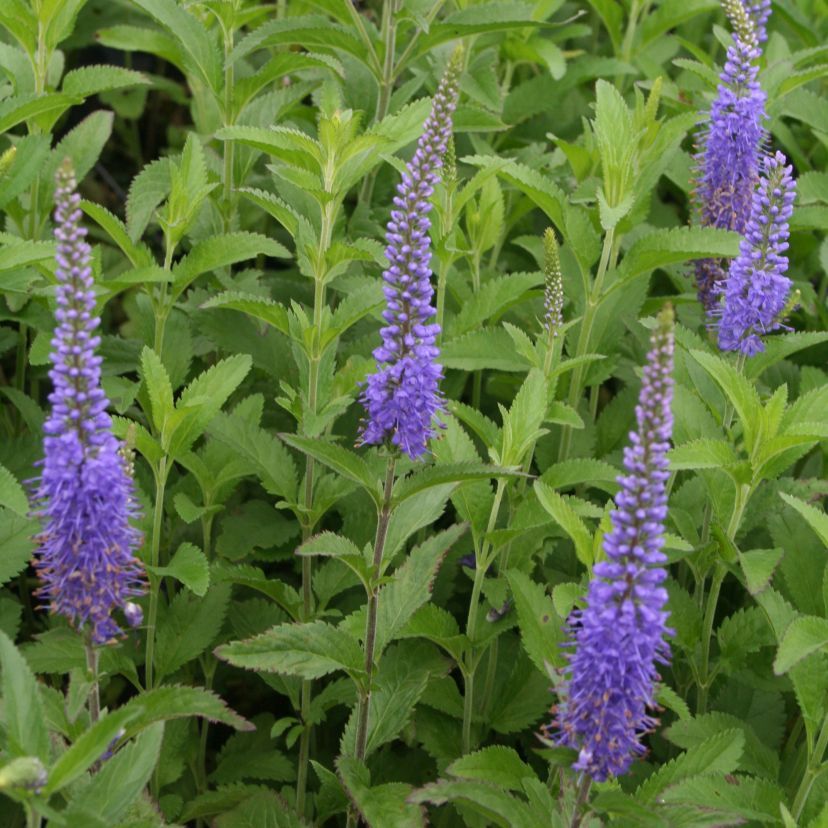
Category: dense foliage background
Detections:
[{"x1": 1, "y1": 0, "x2": 827, "y2": 826}]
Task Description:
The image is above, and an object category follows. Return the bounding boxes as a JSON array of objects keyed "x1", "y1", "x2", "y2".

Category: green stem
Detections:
[
  {"x1": 296, "y1": 198, "x2": 338, "y2": 815},
  {"x1": 570, "y1": 775, "x2": 592, "y2": 828},
  {"x1": 354, "y1": 455, "x2": 397, "y2": 761},
  {"x1": 153, "y1": 242, "x2": 175, "y2": 357},
  {"x1": 222, "y1": 27, "x2": 235, "y2": 232},
  {"x1": 461, "y1": 478, "x2": 507, "y2": 753},
  {"x1": 792, "y1": 714, "x2": 828, "y2": 820},
  {"x1": 558, "y1": 227, "x2": 615, "y2": 462},
  {"x1": 85, "y1": 638, "x2": 100, "y2": 724},
  {"x1": 144, "y1": 457, "x2": 169, "y2": 690},
  {"x1": 25, "y1": 804, "x2": 42, "y2": 828}
]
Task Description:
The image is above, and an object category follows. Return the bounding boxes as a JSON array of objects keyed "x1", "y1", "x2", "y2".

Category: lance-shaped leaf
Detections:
[
  {"x1": 216, "y1": 621, "x2": 365, "y2": 681},
  {"x1": 774, "y1": 616, "x2": 828, "y2": 674},
  {"x1": 200, "y1": 291, "x2": 290, "y2": 336},
  {"x1": 392, "y1": 463, "x2": 523, "y2": 505},
  {"x1": 535, "y1": 482, "x2": 594, "y2": 567}
]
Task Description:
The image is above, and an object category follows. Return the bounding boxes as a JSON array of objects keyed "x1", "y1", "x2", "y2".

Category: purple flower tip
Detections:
[
  {"x1": 360, "y1": 51, "x2": 462, "y2": 460},
  {"x1": 717, "y1": 150, "x2": 796, "y2": 355},
  {"x1": 693, "y1": 23, "x2": 766, "y2": 314},
  {"x1": 32, "y1": 160, "x2": 146, "y2": 645},
  {"x1": 546, "y1": 305, "x2": 675, "y2": 782}
]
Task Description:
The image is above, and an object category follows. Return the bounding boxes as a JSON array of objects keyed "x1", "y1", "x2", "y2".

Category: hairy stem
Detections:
[
  {"x1": 85, "y1": 638, "x2": 100, "y2": 724},
  {"x1": 570, "y1": 775, "x2": 593, "y2": 828},
  {"x1": 354, "y1": 455, "x2": 398, "y2": 761},
  {"x1": 792, "y1": 713, "x2": 828, "y2": 820}
]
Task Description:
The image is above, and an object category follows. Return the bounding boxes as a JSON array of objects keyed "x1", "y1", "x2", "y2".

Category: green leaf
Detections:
[
  {"x1": 534, "y1": 483, "x2": 594, "y2": 567},
  {"x1": 393, "y1": 463, "x2": 521, "y2": 505},
  {"x1": 669, "y1": 438, "x2": 741, "y2": 471},
  {"x1": 166, "y1": 354, "x2": 252, "y2": 458},
  {"x1": 130, "y1": 0, "x2": 221, "y2": 92},
  {"x1": 0, "y1": 464, "x2": 28, "y2": 516},
  {"x1": 442, "y1": 328, "x2": 532, "y2": 372},
  {"x1": 0, "y1": 509, "x2": 37, "y2": 586},
  {"x1": 80, "y1": 200, "x2": 153, "y2": 268},
  {"x1": 200, "y1": 291, "x2": 290, "y2": 336},
  {"x1": 140, "y1": 346, "x2": 174, "y2": 434},
  {"x1": 155, "y1": 583, "x2": 231, "y2": 680},
  {"x1": 338, "y1": 758, "x2": 424, "y2": 827},
  {"x1": 375, "y1": 525, "x2": 465, "y2": 656},
  {"x1": 279, "y1": 435, "x2": 378, "y2": 503},
  {"x1": 64, "y1": 723, "x2": 164, "y2": 826},
  {"x1": 0, "y1": 92, "x2": 78, "y2": 133},
  {"x1": 506, "y1": 570, "x2": 566, "y2": 673},
  {"x1": 216, "y1": 621, "x2": 364, "y2": 680},
  {"x1": 0, "y1": 631, "x2": 49, "y2": 760},
  {"x1": 214, "y1": 789, "x2": 308, "y2": 828},
  {"x1": 148, "y1": 542, "x2": 210, "y2": 596},
  {"x1": 172, "y1": 233, "x2": 290, "y2": 295},
  {"x1": 689, "y1": 350, "x2": 762, "y2": 453},
  {"x1": 774, "y1": 616, "x2": 828, "y2": 674},
  {"x1": 616, "y1": 227, "x2": 741, "y2": 282},
  {"x1": 126, "y1": 156, "x2": 173, "y2": 241},
  {"x1": 539, "y1": 458, "x2": 619, "y2": 494},
  {"x1": 409, "y1": 779, "x2": 537, "y2": 828},
  {"x1": 45, "y1": 705, "x2": 141, "y2": 794},
  {"x1": 635, "y1": 730, "x2": 745, "y2": 802},
  {"x1": 779, "y1": 492, "x2": 828, "y2": 547},
  {"x1": 118, "y1": 685, "x2": 253, "y2": 740},
  {"x1": 0, "y1": 134, "x2": 51, "y2": 210},
  {"x1": 739, "y1": 548, "x2": 784, "y2": 596},
  {"x1": 61, "y1": 65, "x2": 149, "y2": 97},
  {"x1": 447, "y1": 746, "x2": 535, "y2": 791}
]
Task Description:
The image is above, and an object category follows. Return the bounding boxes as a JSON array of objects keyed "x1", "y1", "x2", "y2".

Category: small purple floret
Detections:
[
  {"x1": 548, "y1": 306, "x2": 675, "y2": 782},
  {"x1": 33, "y1": 161, "x2": 145, "y2": 645},
  {"x1": 717, "y1": 151, "x2": 796, "y2": 355},
  {"x1": 360, "y1": 54, "x2": 462, "y2": 459}
]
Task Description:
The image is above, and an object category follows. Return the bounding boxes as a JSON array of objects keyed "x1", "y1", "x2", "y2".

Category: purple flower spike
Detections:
[
  {"x1": 744, "y1": 0, "x2": 772, "y2": 42},
  {"x1": 717, "y1": 151, "x2": 796, "y2": 355},
  {"x1": 33, "y1": 160, "x2": 145, "y2": 645},
  {"x1": 360, "y1": 51, "x2": 462, "y2": 459},
  {"x1": 549, "y1": 305, "x2": 674, "y2": 782},
  {"x1": 694, "y1": 4, "x2": 766, "y2": 313}
]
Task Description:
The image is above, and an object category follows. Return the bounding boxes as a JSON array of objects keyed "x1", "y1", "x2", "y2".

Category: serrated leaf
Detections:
[
  {"x1": 62, "y1": 65, "x2": 149, "y2": 97},
  {"x1": 409, "y1": 779, "x2": 536, "y2": 828},
  {"x1": 63, "y1": 723, "x2": 164, "y2": 826},
  {"x1": 616, "y1": 226, "x2": 741, "y2": 282},
  {"x1": 539, "y1": 458, "x2": 619, "y2": 494},
  {"x1": 148, "y1": 542, "x2": 209, "y2": 596},
  {"x1": 80, "y1": 200, "x2": 153, "y2": 269},
  {"x1": 778, "y1": 492, "x2": 828, "y2": 547},
  {"x1": 393, "y1": 463, "x2": 521, "y2": 504},
  {"x1": 118, "y1": 685, "x2": 253, "y2": 739},
  {"x1": 635, "y1": 730, "x2": 745, "y2": 802},
  {"x1": 669, "y1": 438, "x2": 741, "y2": 470},
  {"x1": 739, "y1": 548, "x2": 783, "y2": 596},
  {"x1": 442, "y1": 328, "x2": 532, "y2": 372},
  {"x1": 0, "y1": 464, "x2": 28, "y2": 516},
  {"x1": 506, "y1": 570, "x2": 566, "y2": 673},
  {"x1": 216, "y1": 621, "x2": 364, "y2": 680},
  {"x1": 0, "y1": 631, "x2": 49, "y2": 760},
  {"x1": 375, "y1": 525, "x2": 465, "y2": 656},
  {"x1": 279, "y1": 434, "x2": 378, "y2": 503},
  {"x1": 0, "y1": 509, "x2": 37, "y2": 586},
  {"x1": 338, "y1": 758, "x2": 424, "y2": 828},
  {"x1": 774, "y1": 615, "x2": 828, "y2": 674},
  {"x1": 447, "y1": 746, "x2": 535, "y2": 791},
  {"x1": 534, "y1": 482, "x2": 593, "y2": 566},
  {"x1": 172, "y1": 233, "x2": 289, "y2": 294},
  {"x1": 140, "y1": 346, "x2": 174, "y2": 433},
  {"x1": 155, "y1": 583, "x2": 231, "y2": 680},
  {"x1": 126, "y1": 156, "x2": 173, "y2": 241},
  {"x1": 201, "y1": 291, "x2": 290, "y2": 335}
]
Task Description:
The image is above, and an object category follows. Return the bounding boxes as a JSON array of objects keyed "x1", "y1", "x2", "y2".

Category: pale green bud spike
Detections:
[
  {"x1": 543, "y1": 228, "x2": 564, "y2": 336},
  {"x1": 721, "y1": 0, "x2": 758, "y2": 48}
]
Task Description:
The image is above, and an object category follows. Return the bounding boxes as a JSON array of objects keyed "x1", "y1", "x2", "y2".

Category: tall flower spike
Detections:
[
  {"x1": 33, "y1": 160, "x2": 145, "y2": 644},
  {"x1": 694, "y1": 1, "x2": 766, "y2": 313},
  {"x1": 360, "y1": 50, "x2": 462, "y2": 459},
  {"x1": 547, "y1": 305, "x2": 674, "y2": 782},
  {"x1": 543, "y1": 228, "x2": 564, "y2": 337},
  {"x1": 717, "y1": 150, "x2": 796, "y2": 355}
]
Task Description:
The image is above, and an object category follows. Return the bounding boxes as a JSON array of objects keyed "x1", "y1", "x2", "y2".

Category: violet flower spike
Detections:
[
  {"x1": 360, "y1": 51, "x2": 462, "y2": 459},
  {"x1": 33, "y1": 160, "x2": 145, "y2": 645},
  {"x1": 694, "y1": 2, "x2": 766, "y2": 314},
  {"x1": 744, "y1": 0, "x2": 772, "y2": 42},
  {"x1": 547, "y1": 305, "x2": 674, "y2": 782},
  {"x1": 717, "y1": 150, "x2": 796, "y2": 355}
]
